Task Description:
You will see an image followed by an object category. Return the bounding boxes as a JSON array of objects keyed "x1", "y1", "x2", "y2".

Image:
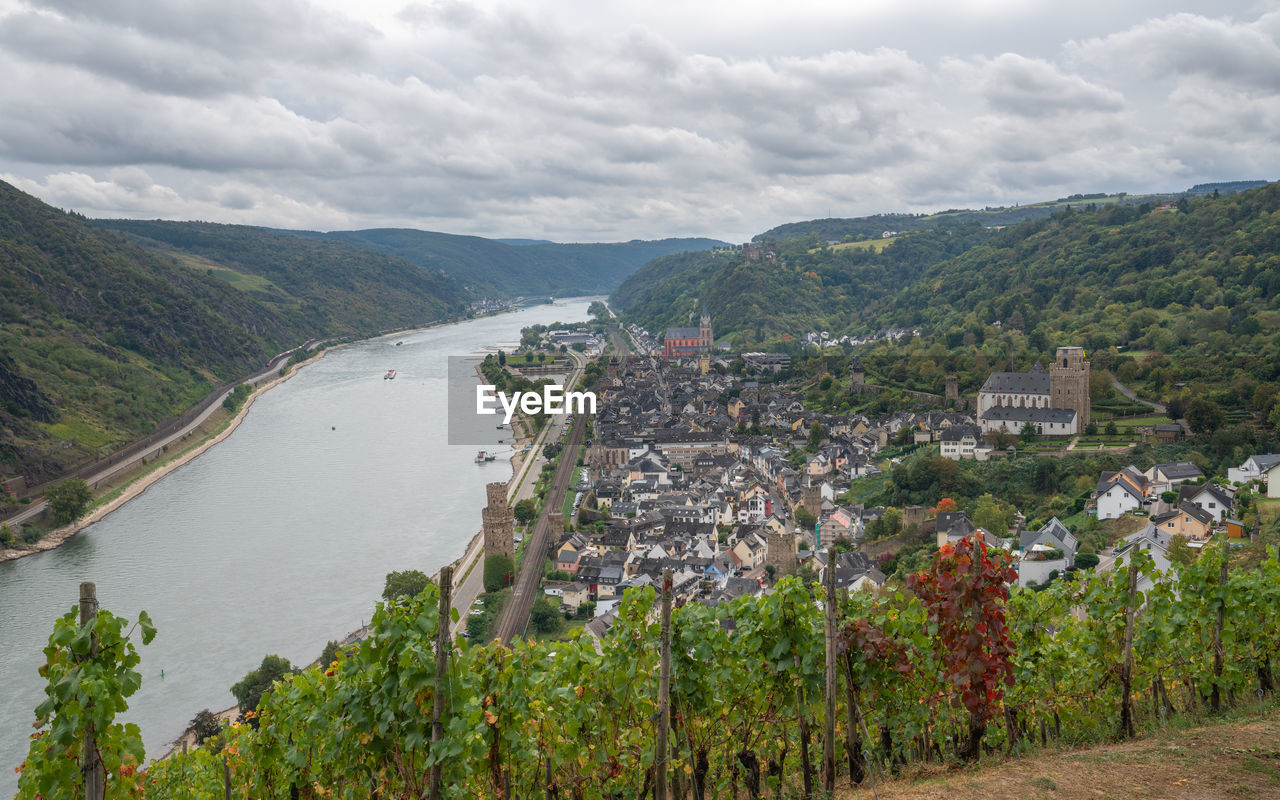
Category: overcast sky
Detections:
[{"x1": 0, "y1": 1, "x2": 1276, "y2": 242}]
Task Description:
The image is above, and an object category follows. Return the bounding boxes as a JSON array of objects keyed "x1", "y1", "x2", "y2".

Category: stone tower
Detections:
[
  {"x1": 482, "y1": 482, "x2": 515, "y2": 559},
  {"x1": 849, "y1": 356, "x2": 865, "y2": 392},
  {"x1": 800, "y1": 478, "x2": 822, "y2": 522},
  {"x1": 1049, "y1": 346, "x2": 1090, "y2": 428},
  {"x1": 765, "y1": 530, "x2": 797, "y2": 580},
  {"x1": 699, "y1": 305, "x2": 713, "y2": 351},
  {"x1": 945, "y1": 375, "x2": 959, "y2": 403}
]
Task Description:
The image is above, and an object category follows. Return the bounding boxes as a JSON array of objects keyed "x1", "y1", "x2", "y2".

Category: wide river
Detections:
[{"x1": 0, "y1": 297, "x2": 594, "y2": 792}]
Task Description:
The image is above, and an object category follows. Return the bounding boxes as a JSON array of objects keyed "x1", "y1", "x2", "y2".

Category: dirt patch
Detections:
[{"x1": 837, "y1": 714, "x2": 1280, "y2": 800}]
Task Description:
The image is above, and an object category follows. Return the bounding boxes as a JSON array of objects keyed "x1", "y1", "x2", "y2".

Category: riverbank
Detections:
[{"x1": 0, "y1": 351, "x2": 327, "y2": 565}]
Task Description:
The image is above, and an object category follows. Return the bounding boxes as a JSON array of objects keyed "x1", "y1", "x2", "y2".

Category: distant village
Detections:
[{"x1": 496, "y1": 308, "x2": 1280, "y2": 638}]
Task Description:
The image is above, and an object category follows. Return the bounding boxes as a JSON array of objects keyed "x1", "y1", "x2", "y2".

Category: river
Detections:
[{"x1": 0, "y1": 297, "x2": 594, "y2": 793}]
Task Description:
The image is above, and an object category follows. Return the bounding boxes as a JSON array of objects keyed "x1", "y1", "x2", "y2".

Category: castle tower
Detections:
[
  {"x1": 698, "y1": 353, "x2": 710, "y2": 375},
  {"x1": 765, "y1": 530, "x2": 797, "y2": 580},
  {"x1": 800, "y1": 478, "x2": 822, "y2": 522},
  {"x1": 699, "y1": 305, "x2": 713, "y2": 352},
  {"x1": 849, "y1": 356, "x2": 865, "y2": 392},
  {"x1": 482, "y1": 482, "x2": 515, "y2": 559},
  {"x1": 1049, "y1": 346, "x2": 1090, "y2": 428},
  {"x1": 945, "y1": 375, "x2": 959, "y2": 403}
]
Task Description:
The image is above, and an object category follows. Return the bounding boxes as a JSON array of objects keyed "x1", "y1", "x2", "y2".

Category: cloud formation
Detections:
[{"x1": 0, "y1": 0, "x2": 1274, "y2": 241}]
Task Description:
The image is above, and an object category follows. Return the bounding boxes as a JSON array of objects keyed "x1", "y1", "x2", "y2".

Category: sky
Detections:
[{"x1": 0, "y1": 0, "x2": 1277, "y2": 242}]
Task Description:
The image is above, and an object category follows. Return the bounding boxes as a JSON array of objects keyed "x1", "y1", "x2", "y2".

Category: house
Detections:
[
  {"x1": 560, "y1": 583, "x2": 591, "y2": 614},
  {"x1": 1096, "y1": 467, "x2": 1149, "y2": 520},
  {"x1": 1228, "y1": 454, "x2": 1280, "y2": 495},
  {"x1": 1154, "y1": 424, "x2": 1181, "y2": 444},
  {"x1": 939, "y1": 424, "x2": 980, "y2": 460},
  {"x1": 1176, "y1": 483, "x2": 1234, "y2": 524},
  {"x1": 1113, "y1": 525, "x2": 1176, "y2": 589},
  {"x1": 1145, "y1": 461, "x2": 1204, "y2": 492},
  {"x1": 555, "y1": 536, "x2": 587, "y2": 574},
  {"x1": 935, "y1": 511, "x2": 976, "y2": 548},
  {"x1": 1151, "y1": 501, "x2": 1215, "y2": 541}
]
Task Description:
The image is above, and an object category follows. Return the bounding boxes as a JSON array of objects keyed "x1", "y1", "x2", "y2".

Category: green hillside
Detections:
[
  {"x1": 281, "y1": 227, "x2": 726, "y2": 297},
  {"x1": 614, "y1": 185, "x2": 1280, "y2": 421},
  {"x1": 613, "y1": 224, "x2": 993, "y2": 345},
  {"x1": 867, "y1": 186, "x2": 1280, "y2": 408},
  {"x1": 0, "y1": 183, "x2": 465, "y2": 489},
  {"x1": 751, "y1": 192, "x2": 1156, "y2": 243}
]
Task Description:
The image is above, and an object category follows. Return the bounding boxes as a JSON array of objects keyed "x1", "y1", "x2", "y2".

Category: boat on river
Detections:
[{"x1": 384, "y1": 369, "x2": 396, "y2": 380}]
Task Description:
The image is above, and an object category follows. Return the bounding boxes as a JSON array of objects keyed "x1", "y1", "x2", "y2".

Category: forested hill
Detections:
[
  {"x1": 751, "y1": 193, "x2": 1161, "y2": 243},
  {"x1": 864, "y1": 185, "x2": 1280, "y2": 402},
  {"x1": 612, "y1": 223, "x2": 995, "y2": 345},
  {"x1": 278, "y1": 227, "x2": 727, "y2": 297},
  {"x1": 0, "y1": 182, "x2": 463, "y2": 487}
]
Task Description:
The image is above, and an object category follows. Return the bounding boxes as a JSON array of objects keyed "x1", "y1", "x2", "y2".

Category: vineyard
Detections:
[{"x1": 17, "y1": 536, "x2": 1280, "y2": 799}]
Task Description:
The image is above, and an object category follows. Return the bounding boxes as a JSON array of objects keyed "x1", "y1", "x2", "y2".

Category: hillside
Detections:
[
  {"x1": 839, "y1": 712, "x2": 1280, "y2": 800},
  {"x1": 614, "y1": 185, "x2": 1280, "y2": 417},
  {"x1": 278, "y1": 227, "x2": 726, "y2": 297},
  {"x1": 865, "y1": 185, "x2": 1280, "y2": 409},
  {"x1": 0, "y1": 183, "x2": 465, "y2": 489},
  {"x1": 613, "y1": 223, "x2": 994, "y2": 345},
  {"x1": 752, "y1": 192, "x2": 1162, "y2": 243}
]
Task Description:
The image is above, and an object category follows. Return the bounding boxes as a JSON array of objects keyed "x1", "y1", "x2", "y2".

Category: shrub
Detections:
[{"x1": 483, "y1": 555, "x2": 514, "y2": 593}]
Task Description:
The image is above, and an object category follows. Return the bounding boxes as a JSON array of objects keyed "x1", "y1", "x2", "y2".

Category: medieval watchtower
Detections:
[
  {"x1": 765, "y1": 530, "x2": 797, "y2": 580},
  {"x1": 1049, "y1": 347, "x2": 1090, "y2": 428},
  {"x1": 482, "y1": 482, "x2": 515, "y2": 559}
]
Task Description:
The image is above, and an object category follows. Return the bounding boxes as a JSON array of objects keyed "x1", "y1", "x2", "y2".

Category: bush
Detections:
[
  {"x1": 189, "y1": 709, "x2": 222, "y2": 745},
  {"x1": 483, "y1": 555, "x2": 514, "y2": 593},
  {"x1": 45, "y1": 479, "x2": 92, "y2": 526},
  {"x1": 530, "y1": 596, "x2": 564, "y2": 635},
  {"x1": 1074, "y1": 552, "x2": 1100, "y2": 570}
]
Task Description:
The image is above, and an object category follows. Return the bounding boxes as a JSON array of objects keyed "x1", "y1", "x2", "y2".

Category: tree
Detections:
[
  {"x1": 934, "y1": 497, "x2": 958, "y2": 514},
  {"x1": 497, "y1": 350, "x2": 507, "y2": 366},
  {"x1": 972, "y1": 494, "x2": 1013, "y2": 538},
  {"x1": 807, "y1": 421, "x2": 825, "y2": 450},
  {"x1": 483, "y1": 554, "x2": 514, "y2": 592},
  {"x1": 1085, "y1": 422, "x2": 1098, "y2": 436},
  {"x1": 1019, "y1": 422, "x2": 1037, "y2": 444},
  {"x1": 45, "y1": 478, "x2": 92, "y2": 526},
  {"x1": 513, "y1": 498, "x2": 537, "y2": 526},
  {"x1": 1104, "y1": 420, "x2": 1119, "y2": 436},
  {"x1": 1167, "y1": 535, "x2": 1197, "y2": 566},
  {"x1": 795, "y1": 506, "x2": 816, "y2": 532},
  {"x1": 189, "y1": 709, "x2": 222, "y2": 745},
  {"x1": 1186, "y1": 398, "x2": 1224, "y2": 434},
  {"x1": 230, "y1": 654, "x2": 295, "y2": 716},
  {"x1": 530, "y1": 596, "x2": 564, "y2": 635},
  {"x1": 382, "y1": 569, "x2": 430, "y2": 602}
]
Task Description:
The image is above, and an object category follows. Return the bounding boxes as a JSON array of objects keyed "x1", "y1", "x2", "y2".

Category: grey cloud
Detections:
[
  {"x1": 1066, "y1": 12, "x2": 1280, "y2": 90},
  {"x1": 961, "y1": 53, "x2": 1126, "y2": 118}
]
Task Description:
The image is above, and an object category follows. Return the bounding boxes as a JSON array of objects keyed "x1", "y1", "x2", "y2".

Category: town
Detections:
[{"x1": 469, "y1": 306, "x2": 1279, "y2": 640}]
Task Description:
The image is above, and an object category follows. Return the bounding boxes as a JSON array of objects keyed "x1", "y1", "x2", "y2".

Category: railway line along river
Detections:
[{"x1": 0, "y1": 297, "x2": 594, "y2": 793}]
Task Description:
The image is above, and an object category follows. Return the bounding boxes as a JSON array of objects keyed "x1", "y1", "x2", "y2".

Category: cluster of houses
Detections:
[{"x1": 522, "y1": 318, "x2": 1278, "y2": 636}]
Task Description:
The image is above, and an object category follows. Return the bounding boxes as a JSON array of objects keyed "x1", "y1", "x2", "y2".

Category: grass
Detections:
[
  {"x1": 812, "y1": 237, "x2": 897, "y2": 254},
  {"x1": 40, "y1": 418, "x2": 118, "y2": 449},
  {"x1": 837, "y1": 709, "x2": 1280, "y2": 800}
]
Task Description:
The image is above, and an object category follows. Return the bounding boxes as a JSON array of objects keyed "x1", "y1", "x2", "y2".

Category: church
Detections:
[
  {"x1": 663, "y1": 306, "x2": 713, "y2": 359},
  {"x1": 977, "y1": 347, "x2": 1090, "y2": 436}
]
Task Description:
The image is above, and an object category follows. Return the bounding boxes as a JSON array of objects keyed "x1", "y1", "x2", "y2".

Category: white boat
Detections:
[
  {"x1": 476, "y1": 450, "x2": 487, "y2": 463},
  {"x1": 384, "y1": 369, "x2": 397, "y2": 380}
]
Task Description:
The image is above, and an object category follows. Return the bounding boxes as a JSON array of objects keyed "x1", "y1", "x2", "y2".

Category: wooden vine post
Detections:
[
  {"x1": 1119, "y1": 554, "x2": 1138, "y2": 739},
  {"x1": 80, "y1": 582, "x2": 105, "y2": 800},
  {"x1": 823, "y1": 545, "x2": 838, "y2": 795},
  {"x1": 656, "y1": 569, "x2": 673, "y2": 800},
  {"x1": 1211, "y1": 552, "x2": 1228, "y2": 713},
  {"x1": 429, "y1": 565, "x2": 454, "y2": 800}
]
